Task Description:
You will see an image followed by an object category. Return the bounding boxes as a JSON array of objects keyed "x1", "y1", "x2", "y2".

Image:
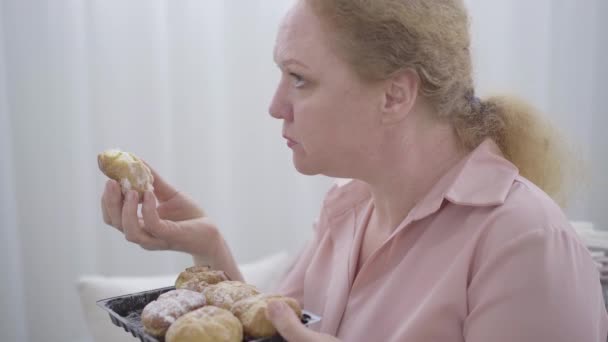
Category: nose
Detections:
[{"x1": 268, "y1": 82, "x2": 294, "y2": 122}]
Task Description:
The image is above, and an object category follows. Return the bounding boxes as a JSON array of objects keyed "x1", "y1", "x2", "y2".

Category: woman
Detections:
[{"x1": 101, "y1": 0, "x2": 608, "y2": 341}]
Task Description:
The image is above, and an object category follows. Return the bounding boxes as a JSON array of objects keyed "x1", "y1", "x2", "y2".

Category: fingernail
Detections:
[
  {"x1": 129, "y1": 191, "x2": 137, "y2": 202},
  {"x1": 144, "y1": 191, "x2": 152, "y2": 202},
  {"x1": 268, "y1": 301, "x2": 286, "y2": 318}
]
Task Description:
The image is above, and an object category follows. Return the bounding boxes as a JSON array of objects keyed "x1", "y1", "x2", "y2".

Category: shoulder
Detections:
[
  {"x1": 487, "y1": 175, "x2": 576, "y2": 238},
  {"x1": 470, "y1": 175, "x2": 589, "y2": 274}
]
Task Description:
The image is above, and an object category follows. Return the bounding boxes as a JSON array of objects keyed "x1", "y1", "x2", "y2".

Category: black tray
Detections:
[{"x1": 96, "y1": 286, "x2": 322, "y2": 342}]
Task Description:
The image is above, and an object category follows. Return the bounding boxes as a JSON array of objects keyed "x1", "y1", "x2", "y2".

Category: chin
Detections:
[
  {"x1": 292, "y1": 157, "x2": 323, "y2": 176},
  {"x1": 293, "y1": 161, "x2": 320, "y2": 176}
]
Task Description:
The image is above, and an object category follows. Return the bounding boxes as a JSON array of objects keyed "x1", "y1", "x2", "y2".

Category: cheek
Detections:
[
  {"x1": 294, "y1": 107, "x2": 353, "y2": 162},
  {"x1": 292, "y1": 82, "x2": 374, "y2": 150},
  {"x1": 294, "y1": 96, "x2": 337, "y2": 139}
]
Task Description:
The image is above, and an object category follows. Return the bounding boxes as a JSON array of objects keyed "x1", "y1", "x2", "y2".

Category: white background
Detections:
[{"x1": 0, "y1": 1, "x2": 606, "y2": 341}]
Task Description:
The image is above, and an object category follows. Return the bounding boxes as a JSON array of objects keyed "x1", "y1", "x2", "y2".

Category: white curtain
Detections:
[
  {"x1": 465, "y1": 0, "x2": 607, "y2": 222},
  {"x1": 0, "y1": 1, "x2": 605, "y2": 341},
  {"x1": 0, "y1": 1, "x2": 27, "y2": 340}
]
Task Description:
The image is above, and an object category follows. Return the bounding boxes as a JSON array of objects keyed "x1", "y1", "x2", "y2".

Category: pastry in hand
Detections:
[
  {"x1": 141, "y1": 289, "x2": 206, "y2": 337},
  {"x1": 165, "y1": 306, "x2": 243, "y2": 342},
  {"x1": 97, "y1": 149, "x2": 154, "y2": 200},
  {"x1": 175, "y1": 266, "x2": 229, "y2": 292},
  {"x1": 231, "y1": 294, "x2": 302, "y2": 338},
  {"x1": 203, "y1": 281, "x2": 260, "y2": 310}
]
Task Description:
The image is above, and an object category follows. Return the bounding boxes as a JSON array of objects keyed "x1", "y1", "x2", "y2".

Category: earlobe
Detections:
[{"x1": 381, "y1": 69, "x2": 419, "y2": 124}]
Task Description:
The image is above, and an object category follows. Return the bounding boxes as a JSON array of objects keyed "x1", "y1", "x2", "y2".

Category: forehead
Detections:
[{"x1": 273, "y1": 2, "x2": 334, "y2": 67}]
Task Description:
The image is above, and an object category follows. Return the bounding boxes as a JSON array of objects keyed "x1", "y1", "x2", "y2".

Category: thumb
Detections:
[
  {"x1": 141, "y1": 160, "x2": 178, "y2": 202},
  {"x1": 267, "y1": 301, "x2": 312, "y2": 342}
]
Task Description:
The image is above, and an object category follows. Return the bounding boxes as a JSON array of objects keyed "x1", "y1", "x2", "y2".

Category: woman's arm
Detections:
[
  {"x1": 192, "y1": 229, "x2": 244, "y2": 282},
  {"x1": 464, "y1": 228, "x2": 608, "y2": 341}
]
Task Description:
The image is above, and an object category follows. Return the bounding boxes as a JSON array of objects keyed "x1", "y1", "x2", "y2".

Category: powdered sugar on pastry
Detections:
[
  {"x1": 141, "y1": 289, "x2": 206, "y2": 336},
  {"x1": 120, "y1": 178, "x2": 132, "y2": 191},
  {"x1": 203, "y1": 281, "x2": 260, "y2": 310}
]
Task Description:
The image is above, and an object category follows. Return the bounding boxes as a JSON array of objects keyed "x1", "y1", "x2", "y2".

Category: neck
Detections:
[{"x1": 360, "y1": 113, "x2": 465, "y2": 233}]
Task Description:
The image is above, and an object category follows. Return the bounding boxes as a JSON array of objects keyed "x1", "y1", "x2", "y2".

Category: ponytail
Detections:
[{"x1": 454, "y1": 95, "x2": 578, "y2": 207}]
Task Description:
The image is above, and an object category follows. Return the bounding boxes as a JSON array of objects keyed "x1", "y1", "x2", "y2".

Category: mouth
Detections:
[{"x1": 283, "y1": 134, "x2": 299, "y2": 148}]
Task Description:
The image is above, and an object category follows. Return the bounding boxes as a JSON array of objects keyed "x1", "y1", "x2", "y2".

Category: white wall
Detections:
[
  {"x1": 0, "y1": 1, "x2": 28, "y2": 339},
  {"x1": 590, "y1": 0, "x2": 608, "y2": 232}
]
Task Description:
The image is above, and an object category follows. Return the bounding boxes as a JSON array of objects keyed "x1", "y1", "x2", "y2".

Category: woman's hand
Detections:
[
  {"x1": 101, "y1": 166, "x2": 220, "y2": 259},
  {"x1": 266, "y1": 301, "x2": 340, "y2": 342}
]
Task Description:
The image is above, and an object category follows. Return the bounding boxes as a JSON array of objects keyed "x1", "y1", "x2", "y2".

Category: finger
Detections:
[
  {"x1": 156, "y1": 192, "x2": 205, "y2": 220},
  {"x1": 122, "y1": 190, "x2": 141, "y2": 241},
  {"x1": 101, "y1": 188, "x2": 111, "y2": 224},
  {"x1": 103, "y1": 180, "x2": 124, "y2": 230},
  {"x1": 101, "y1": 196, "x2": 117, "y2": 231},
  {"x1": 267, "y1": 301, "x2": 315, "y2": 342},
  {"x1": 136, "y1": 218, "x2": 169, "y2": 251},
  {"x1": 140, "y1": 160, "x2": 178, "y2": 202},
  {"x1": 122, "y1": 191, "x2": 167, "y2": 249},
  {"x1": 141, "y1": 190, "x2": 175, "y2": 241}
]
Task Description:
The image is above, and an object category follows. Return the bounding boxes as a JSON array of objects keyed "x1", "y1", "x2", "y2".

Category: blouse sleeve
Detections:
[{"x1": 464, "y1": 228, "x2": 608, "y2": 342}]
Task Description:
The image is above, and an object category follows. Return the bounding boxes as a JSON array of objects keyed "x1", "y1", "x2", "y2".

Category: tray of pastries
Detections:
[{"x1": 96, "y1": 266, "x2": 321, "y2": 342}]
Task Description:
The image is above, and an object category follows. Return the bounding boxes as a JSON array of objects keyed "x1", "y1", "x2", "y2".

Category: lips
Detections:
[{"x1": 283, "y1": 134, "x2": 299, "y2": 147}]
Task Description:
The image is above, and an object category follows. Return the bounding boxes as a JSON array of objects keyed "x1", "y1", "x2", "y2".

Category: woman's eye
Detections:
[{"x1": 289, "y1": 73, "x2": 305, "y2": 88}]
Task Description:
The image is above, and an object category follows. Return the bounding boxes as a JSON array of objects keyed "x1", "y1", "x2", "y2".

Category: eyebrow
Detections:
[{"x1": 277, "y1": 58, "x2": 310, "y2": 70}]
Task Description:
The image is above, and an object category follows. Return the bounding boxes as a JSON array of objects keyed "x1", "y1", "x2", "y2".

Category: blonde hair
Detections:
[{"x1": 306, "y1": 0, "x2": 576, "y2": 205}]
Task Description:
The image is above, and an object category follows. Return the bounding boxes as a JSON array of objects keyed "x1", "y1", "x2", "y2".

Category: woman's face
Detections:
[{"x1": 269, "y1": 1, "x2": 384, "y2": 177}]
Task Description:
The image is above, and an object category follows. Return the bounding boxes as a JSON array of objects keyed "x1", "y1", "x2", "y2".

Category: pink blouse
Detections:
[{"x1": 277, "y1": 139, "x2": 608, "y2": 341}]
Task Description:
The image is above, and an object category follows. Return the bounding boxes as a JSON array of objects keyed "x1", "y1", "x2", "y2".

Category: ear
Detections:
[{"x1": 380, "y1": 68, "x2": 419, "y2": 125}]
